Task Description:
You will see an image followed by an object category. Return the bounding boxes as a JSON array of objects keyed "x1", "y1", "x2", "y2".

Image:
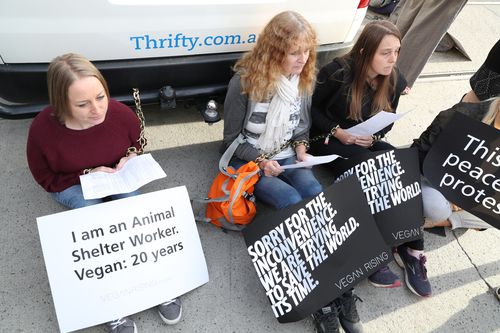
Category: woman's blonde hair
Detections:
[
  {"x1": 342, "y1": 20, "x2": 401, "y2": 121},
  {"x1": 234, "y1": 11, "x2": 317, "y2": 101},
  {"x1": 47, "y1": 53, "x2": 109, "y2": 122},
  {"x1": 482, "y1": 97, "x2": 500, "y2": 125}
]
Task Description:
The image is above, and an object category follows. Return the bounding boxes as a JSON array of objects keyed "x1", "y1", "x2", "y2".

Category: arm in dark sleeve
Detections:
[
  {"x1": 222, "y1": 74, "x2": 260, "y2": 161},
  {"x1": 26, "y1": 133, "x2": 81, "y2": 192},
  {"x1": 311, "y1": 63, "x2": 343, "y2": 134},
  {"x1": 411, "y1": 109, "x2": 454, "y2": 171}
]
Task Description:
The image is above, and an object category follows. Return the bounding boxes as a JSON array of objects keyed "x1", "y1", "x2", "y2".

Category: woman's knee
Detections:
[
  {"x1": 276, "y1": 191, "x2": 303, "y2": 209},
  {"x1": 299, "y1": 180, "x2": 322, "y2": 199},
  {"x1": 422, "y1": 188, "x2": 451, "y2": 221},
  {"x1": 52, "y1": 185, "x2": 102, "y2": 209}
]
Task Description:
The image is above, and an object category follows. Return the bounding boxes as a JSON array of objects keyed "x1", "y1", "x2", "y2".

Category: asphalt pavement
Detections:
[{"x1": 0, "y1": 3, "x2": 499, "y2": 333}]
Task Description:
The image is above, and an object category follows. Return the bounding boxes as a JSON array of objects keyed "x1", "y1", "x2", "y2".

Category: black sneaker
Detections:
[
  {"x1": 312, "y1": 303, "x2": 340, "y2": 333},
  {"x1": 336, "y1": 290, "x2": 365, "y2": 333},
  {"x1": 394, "y1": 245, "x2": 432, "y2": 297}
]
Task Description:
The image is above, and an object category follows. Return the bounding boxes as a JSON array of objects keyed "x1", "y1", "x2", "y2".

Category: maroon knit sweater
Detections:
[{"x1": 27, "y1": 99, "x2": 141, "y2": 193}]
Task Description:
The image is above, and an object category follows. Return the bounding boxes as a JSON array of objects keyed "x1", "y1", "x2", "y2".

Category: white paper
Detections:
[
  {"x1": 345, "y1": 111, "x2": 406, "y2": 136},
  {"x1": 37, "y1": 186, "x2": 209, "y2": 333},
  {"x1": 80, "y1": 153, "x2": 166, "y2": 200},
  {"x1": 280, "y1": 154, "x2": 342, "y2": 169}
]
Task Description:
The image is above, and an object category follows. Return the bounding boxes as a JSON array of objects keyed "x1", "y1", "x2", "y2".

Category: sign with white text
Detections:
[
  {"x1": 37, "y1": 186, "x2": 209, "y2": 332},
  {"x1": 333, "y1": 149, "x2": 424, "y2": 246},
  {"x1": 243, "y1": 176, "x2": 391, "y2": 323},
  {"x1": 423, "y1": 112, "x2": 500, "y2": 229}
]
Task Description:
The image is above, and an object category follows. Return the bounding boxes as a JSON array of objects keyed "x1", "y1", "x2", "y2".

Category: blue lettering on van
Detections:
[{"x1": 130, "y1": 33, "x2": 257, "y2": 52}]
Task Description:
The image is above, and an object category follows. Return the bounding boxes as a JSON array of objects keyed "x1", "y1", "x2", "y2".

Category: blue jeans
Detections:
[
  {"x1": 231, "y1": 156, "x2": 322, "y2": 209},
  {"x1": 51, "y1": 184, "x2": 140, "y2": 209}
]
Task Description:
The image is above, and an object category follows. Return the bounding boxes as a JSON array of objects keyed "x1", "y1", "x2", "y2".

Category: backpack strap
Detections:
[{"x1": 219, "y1": 133, "x2": 246, "y2": 176}]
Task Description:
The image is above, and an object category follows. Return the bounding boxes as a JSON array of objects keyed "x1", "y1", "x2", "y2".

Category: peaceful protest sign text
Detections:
[
  {"x1": 423, "y1": 112, "x2": 500, "y2": 229},
  {"x1": 37, "y1": 186, "x2": 209, "y2": 332},
  {"x1": 243, "y1": 176, "x2": 391, "y2": 323}
]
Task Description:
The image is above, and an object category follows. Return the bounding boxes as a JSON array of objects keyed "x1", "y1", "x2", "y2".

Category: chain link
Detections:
[
  {"x1": 132, "y1": 88, "x2": 148, "y2": 153},
  {"x1": 254, "y1": 140, "x2": 292, "y2": 164}
]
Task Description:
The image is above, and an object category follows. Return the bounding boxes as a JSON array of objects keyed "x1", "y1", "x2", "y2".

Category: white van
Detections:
[{"x1": 0, "y1": 0, "x2": 368, "y2": 117}]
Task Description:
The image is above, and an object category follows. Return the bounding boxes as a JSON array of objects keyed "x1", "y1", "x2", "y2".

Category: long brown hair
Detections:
[
  {"x1": 342, "y1": 20, "x2": 401, "y2": 121},
  {"x1": 234, "y1": 11, "x2": 317, "y2": 101},
  {"x1": 47, "y1": 53, "x2": 109, "y2": 122},
  {"x1": 482, "y1": 97, "x2": 500, "y2": 125}
]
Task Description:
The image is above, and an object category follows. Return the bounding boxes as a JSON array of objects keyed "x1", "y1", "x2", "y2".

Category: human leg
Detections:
[
  {"x1": 52, "y1": 184, "x2": 103, "y2": 209},
  {"x1": 389, "y1": 0, "x2": 424, "y2": 37},
  {"x1": 421, "y1": 177, "x2": 453, "y2": 225},
  {"x1": 229, "y1": 157, "x2": 302, "y2": 209},
  {"x1": 110, "y1": 189, "x2": 141, "y2": 201},
  {"x1": 278, "y1": 156, "x2": 322, "y2": 199},
  {"x1": 370, "y1": 140, "x2": 395, "y2": 152},
  {"x1": 253, "y1": 172, "x2": 303, "y2": 209},
  {"x1": 391, "y1": 0, "x2": 467, "y2": 87}
]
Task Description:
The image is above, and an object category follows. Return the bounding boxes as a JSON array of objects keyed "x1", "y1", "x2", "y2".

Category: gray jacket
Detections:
[{"x1": 222, "y1": 73, "x2": 311, "y2": 161}]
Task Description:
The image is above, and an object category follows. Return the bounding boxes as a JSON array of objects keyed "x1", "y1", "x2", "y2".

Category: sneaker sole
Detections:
[
  {"x1": 368, "y1": 279, "x2": 401, "y2": 288},
  {"x1": 394, "y1": 251, "x2": 432, "y2": 298},
  {"x1": 158, "y1": 307, "x2": 182, "y2": 325}
]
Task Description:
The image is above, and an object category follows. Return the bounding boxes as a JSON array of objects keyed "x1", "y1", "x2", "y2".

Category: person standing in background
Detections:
[{"x1": 389, "y1": 0, "x2": 468, "y2": 93}]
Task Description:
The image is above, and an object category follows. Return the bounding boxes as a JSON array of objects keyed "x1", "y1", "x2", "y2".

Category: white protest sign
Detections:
[{"x1": 37, "y1": 186, "x2": 208, "y2": 333}]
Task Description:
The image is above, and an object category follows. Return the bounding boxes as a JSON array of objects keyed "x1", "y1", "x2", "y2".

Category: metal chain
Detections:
[
  {"x1": 132, "y1": 88, "x2": 148, "y2": 153},
  {"x1": 254, "y1": 140, "x2": 291, "y2": 164}
]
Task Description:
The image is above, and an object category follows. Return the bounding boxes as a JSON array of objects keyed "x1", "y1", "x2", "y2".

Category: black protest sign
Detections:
[
  {"x1": 333, "y1": 149, "x2": 424, "y2": 246},
  {"x1": 423, "y1": 112, "x2": 500, "y2": 229},
  {"x1": 243, "y1": 176, "x2": 391, "y2": 323}
]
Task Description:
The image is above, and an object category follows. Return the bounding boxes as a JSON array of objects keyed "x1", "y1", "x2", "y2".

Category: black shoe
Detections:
[
  {"x1": 336, "y1": 290, "x2": 365, "y2": 333},
  {"x1": 312, "y1": 303, "x2": 340, "y2": 333}
]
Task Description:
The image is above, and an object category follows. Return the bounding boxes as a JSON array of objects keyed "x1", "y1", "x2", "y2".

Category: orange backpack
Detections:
[
  {"x1": 198, "y1": 135, "x2": 260, "y2": 231},
  {"x1": 205, "y1": 160, "x2": 260, "y2": 231}
]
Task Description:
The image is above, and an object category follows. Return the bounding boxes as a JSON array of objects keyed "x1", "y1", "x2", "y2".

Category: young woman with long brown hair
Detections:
[{"x1": 309, "y1": 21, "x2": 431, "y2": 298}]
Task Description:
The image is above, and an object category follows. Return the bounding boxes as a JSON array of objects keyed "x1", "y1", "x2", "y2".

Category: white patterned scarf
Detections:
[{"x1": 256, "y1": 74, "x2": 299, "y2": 153}]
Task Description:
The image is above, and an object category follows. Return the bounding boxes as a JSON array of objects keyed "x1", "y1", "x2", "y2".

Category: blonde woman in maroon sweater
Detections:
[
  {"x1": 27, "y1": 53, "x2": 141, "y2": 208},
  {"x1": 26, "y1": 53, "x2": 181, "y2": 333}
]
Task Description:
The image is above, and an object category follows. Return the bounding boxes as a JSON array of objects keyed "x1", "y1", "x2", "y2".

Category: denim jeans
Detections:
[
  {"x1": 231, "y1": 156, "x2": 322, "y2": 209},
  {"x1": 51, "y1": 184, "x2": 140, "y2": 209}
]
